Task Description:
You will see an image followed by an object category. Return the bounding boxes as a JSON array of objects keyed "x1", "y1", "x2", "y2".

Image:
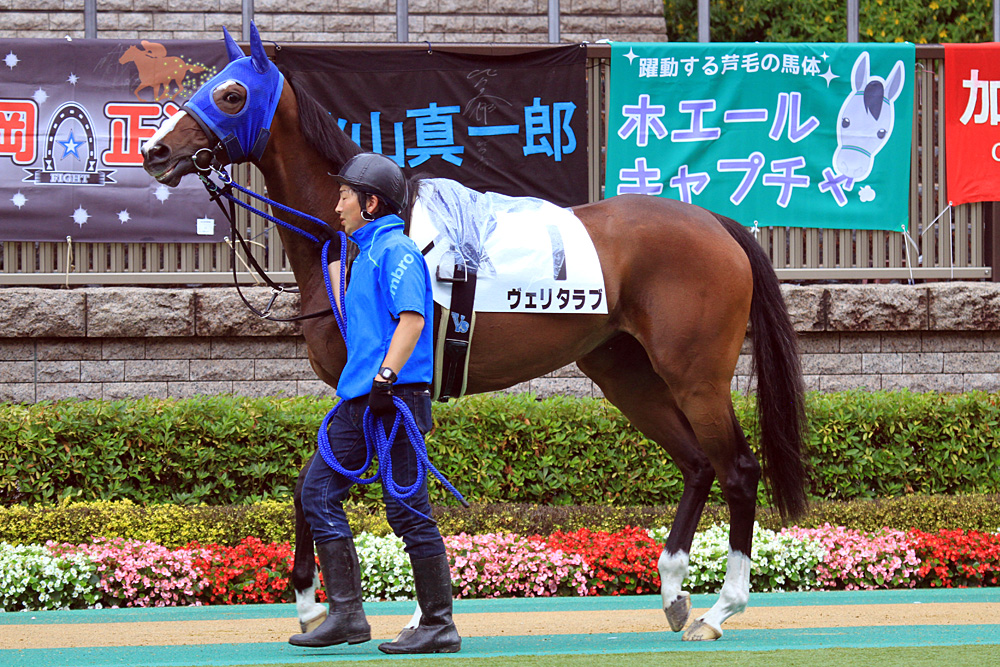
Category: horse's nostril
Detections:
[{"x1": 148, "y1": 143, "x2": 170, "y2": 163}]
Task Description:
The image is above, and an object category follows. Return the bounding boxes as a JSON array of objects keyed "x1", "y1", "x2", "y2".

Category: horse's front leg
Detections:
[{"x1": 292, "y1": 455, "x2": 327, "y2": 633}]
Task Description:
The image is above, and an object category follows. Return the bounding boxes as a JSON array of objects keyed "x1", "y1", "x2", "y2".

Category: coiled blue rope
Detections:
[{"x1": 317, "y1": 231, "x2": 467, "y2": 521}]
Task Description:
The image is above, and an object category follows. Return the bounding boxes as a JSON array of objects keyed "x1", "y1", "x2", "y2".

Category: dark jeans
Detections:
[{"x1": 302, "y1": 384, "x2": 445, "y2": 559}]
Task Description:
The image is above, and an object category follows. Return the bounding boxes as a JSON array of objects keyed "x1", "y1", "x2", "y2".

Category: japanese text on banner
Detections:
[{"x1": 605, "y1": 43, "x2": 915, "y2": 232}]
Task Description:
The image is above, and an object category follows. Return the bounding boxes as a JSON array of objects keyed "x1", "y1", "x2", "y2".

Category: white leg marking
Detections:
[
  {"x1": 658, "y1": 549, "x2": 689, "y2": 607},
  {"x1": 697, "y1": 549, "x2": 751, "y2": 635},
  {"x1": 404, "y1": 603, "x2": 422, "y2": 629},
  {"x1": 142, "y1": 109, "x2": 188, "y2": 156},
  {"x1": 295, "y1": 574, "x2": 326, "y2": 625}
]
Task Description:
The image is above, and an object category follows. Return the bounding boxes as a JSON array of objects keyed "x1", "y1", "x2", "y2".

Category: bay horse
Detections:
[{"x1": 141, "y1": 25, "x2": 806, "y2": 642}]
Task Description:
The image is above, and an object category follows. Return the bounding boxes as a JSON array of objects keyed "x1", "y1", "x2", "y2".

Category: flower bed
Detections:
[
  {"x1": 781, "y1": 524, "x2": 920, "y2": 590},
  {"x1": 910, "y1": 528, "x2": 1000, "y2": 588},
  {"x1": 448, "y1": 532, "x2": 590, "y2": 598},
  {"x1": 2, "y1": 525, "x2": 998, "y2": 611}
]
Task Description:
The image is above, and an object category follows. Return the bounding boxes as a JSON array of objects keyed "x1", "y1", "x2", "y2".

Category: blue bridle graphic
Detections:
[{"x1": 183, "y1": 22, "x2": 283, "y2": 164}]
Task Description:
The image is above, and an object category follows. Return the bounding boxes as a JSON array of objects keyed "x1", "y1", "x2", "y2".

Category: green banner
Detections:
[{"x1": 606, "y1": 43, "x2": 915, "y2": 231}]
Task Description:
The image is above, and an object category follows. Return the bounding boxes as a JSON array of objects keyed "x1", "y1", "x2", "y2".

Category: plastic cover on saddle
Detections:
[{"x1": 409, "y1": 178, "x2": 607, "y2": 315}]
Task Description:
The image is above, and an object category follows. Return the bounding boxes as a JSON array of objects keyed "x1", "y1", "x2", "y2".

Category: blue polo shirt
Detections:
[{"x1": 337, "y1": 214, "x2": 435, "y2": 400}]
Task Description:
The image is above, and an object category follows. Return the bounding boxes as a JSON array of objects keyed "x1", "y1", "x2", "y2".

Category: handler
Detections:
[{"x1": 289, "y1": 152, "x2": 461, "y2": 655}]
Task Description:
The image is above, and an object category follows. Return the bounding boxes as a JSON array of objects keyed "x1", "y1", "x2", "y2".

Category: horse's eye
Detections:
[
  {"x1": 841, "y1": 118, "x2": 850, "y2": 128},
  {"x1": 225, "y1": 92, "x2": 241, "y2": 104},
  {"x1": 877, "y1": 128, "x2": 886, "y2": 139}
]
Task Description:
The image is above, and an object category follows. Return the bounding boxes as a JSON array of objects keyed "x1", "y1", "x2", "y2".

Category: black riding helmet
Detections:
[{"x1": 334, "y1": 153, "x2": 407, "y2": 214}]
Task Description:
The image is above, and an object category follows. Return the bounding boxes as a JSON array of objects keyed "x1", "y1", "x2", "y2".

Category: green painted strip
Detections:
[
  {"x1": 2, "y1": 588, "x2": 997, "y2": 626},
  {"x1": 716, "y1": 588, "x2": 1000, "y2": 608},
  {"x1": 2, "y1": 625, "x2": 999, "y2": 667}
]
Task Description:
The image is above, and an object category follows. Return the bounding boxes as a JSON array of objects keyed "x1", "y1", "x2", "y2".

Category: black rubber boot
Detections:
[
  {"x1": 288, "y1": 539, "x2": 371, "y2": 647},
  {"x1": 379, "y1": 552, "x2": 461, "y2": 654}
]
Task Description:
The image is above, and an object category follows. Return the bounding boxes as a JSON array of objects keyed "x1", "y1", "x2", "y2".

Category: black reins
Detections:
[{"x1": 192, "y1": 147, "x2": 336, "y2": 323}]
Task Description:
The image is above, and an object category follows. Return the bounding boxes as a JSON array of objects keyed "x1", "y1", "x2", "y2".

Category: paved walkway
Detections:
[{"x1": 2, "y1": 589, "x2": 998, "y2": 666}]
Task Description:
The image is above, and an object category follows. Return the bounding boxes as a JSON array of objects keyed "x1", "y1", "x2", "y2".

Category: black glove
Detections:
[{"x1": 369, "y1": 379, "x2": 396, "y2": 418}]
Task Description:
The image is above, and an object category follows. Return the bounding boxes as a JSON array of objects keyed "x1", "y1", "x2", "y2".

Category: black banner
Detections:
[
  {"x1": 0, "y1": 38, "x2": 228, "y2": 243},
  {"x1": 277, "y1": 45, "x2": 589, "y2": 208}
]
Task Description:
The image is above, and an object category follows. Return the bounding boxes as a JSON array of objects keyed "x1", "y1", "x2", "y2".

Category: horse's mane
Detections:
[
  {"x1": 281, "y1": 66, "x2": 363, "y2": 170},
  {"x1": 863, "y1": 80, "x2": 885, "y2": 120},
  {"x1": 280, "y1": 66, "x2": 423, "y2": 228}
]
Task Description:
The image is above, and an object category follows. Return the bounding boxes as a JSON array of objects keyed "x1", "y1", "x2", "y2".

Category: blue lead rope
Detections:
[
  {"x1": 199, "y1": 162, "x2": 469, "y2": 519},
  {"x1": 317, "y1": 231, "x2": 468, "y2": 521},
  {"x1": 320, "y1": 234, "x2": 348, "y2": 337},
  {"x1": 209, "y1": 168, "x2": 327, "y2": 244}
]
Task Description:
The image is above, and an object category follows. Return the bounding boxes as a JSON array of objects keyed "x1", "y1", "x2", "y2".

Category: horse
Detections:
[
  {"x1": 832, "y1": 50, "x2": 905, "y2": 183},
  {"x1": 141, "y1": 24, "x2": 806, "y2": 643},
  {"x1": 119, "y1": 43, "x2": 205, "y2": 101}
]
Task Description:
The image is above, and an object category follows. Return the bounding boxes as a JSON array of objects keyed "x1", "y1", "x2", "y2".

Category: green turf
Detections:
[
  {"x1": 7, "y1": 624, "x2": 999, "y2": 667},
  {"x1": 180, "y1": 646, "x2": 1000, "y2": 667}
]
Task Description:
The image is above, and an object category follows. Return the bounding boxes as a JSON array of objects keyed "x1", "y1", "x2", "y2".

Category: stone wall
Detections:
[
  {"x1": 754, "y1": 284, "x2": 1000, "y2": 393},
  {"x1": 0, "y1": 0, "x2": 667, "y2": 44},
  {"x1": 3, "y1": 284, "x2": 1000, "y2": 404}
]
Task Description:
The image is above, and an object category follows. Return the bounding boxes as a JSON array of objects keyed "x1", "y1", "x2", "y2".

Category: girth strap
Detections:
[{"x1": 433, "y1": 267, "x2": 477, "y2": 402}]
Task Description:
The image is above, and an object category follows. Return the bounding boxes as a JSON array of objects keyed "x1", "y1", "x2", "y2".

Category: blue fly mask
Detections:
[{"x1": 183, "y1": 22, "x2": 284, "y2": 164}]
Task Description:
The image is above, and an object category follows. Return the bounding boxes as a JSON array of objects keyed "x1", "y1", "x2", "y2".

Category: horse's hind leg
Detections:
[
  {"x1": 577, "y1": 335, "x2": 716, "y2": 633},
  {"x1": 635, "y1": 319, "x2": 761, "y2": 640},
  {"x1": 681, "y1": 406, "x2": 760, "y2": 641},
  {"x1": 292, "y1": 455, "x2": 326, "y2": 633}
]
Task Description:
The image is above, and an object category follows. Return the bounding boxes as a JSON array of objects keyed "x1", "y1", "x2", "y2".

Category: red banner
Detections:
[{"x1": 945, "y1": 43, "x2": 1000, "y2": 206}]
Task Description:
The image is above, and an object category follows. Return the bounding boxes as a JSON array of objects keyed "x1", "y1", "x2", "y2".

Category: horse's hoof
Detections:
[
  {"x1": 300, "y1": 609, "x2": 327, "y2": 634},
  {"x1": 664, "y1": 592, "x2": 691, "y2": 632},
  {"x1": 682, "y1": 619, "x2": 722, "y2": 641}
]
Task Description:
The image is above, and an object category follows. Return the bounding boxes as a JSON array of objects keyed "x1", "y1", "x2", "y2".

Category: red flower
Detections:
[
  {"x1": 542, "y1": 526, "x2": 661, "y2": 596},
  {"x1": 188, "y1": 537, "x2": 295, "y2": 605},
  {"x1": 908, "y1": 529, "x2": 1000, "y2": 588}
]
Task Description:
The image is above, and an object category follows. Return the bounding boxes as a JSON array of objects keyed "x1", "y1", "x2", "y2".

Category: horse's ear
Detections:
[
  {"x1": 249, "y1": 22, "x2": 271, "y2": 74},
  {"x1": 884, "y1": 60, "x2": 905, "y2": 103},
  {"x1": 223, "y1": 27, "x2": 244, "y2": 62},
  {"x1": 852, "y1": 51, "x2": 870, "y2": 92}
]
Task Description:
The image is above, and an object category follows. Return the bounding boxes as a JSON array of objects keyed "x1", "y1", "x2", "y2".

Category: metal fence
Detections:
[{"x1": 0, "y1": 44, "x2": 992, "y2": 285}]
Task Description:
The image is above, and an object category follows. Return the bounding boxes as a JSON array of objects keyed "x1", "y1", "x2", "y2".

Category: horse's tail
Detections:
[{"x1": 715, "y1": 213, "x2": 807, "y2": 521}]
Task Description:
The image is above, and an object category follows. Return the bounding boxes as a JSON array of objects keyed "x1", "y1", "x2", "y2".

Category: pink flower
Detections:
[{"x1": 782, "y1": 525, "x2": 918, "y2": 590}]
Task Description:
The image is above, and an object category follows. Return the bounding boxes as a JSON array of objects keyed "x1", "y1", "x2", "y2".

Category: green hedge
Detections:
[
  {"x1": 663, "y1": 0, "x2": 992, "y2": 43},
  {"x1": 3, "y1": 495, "x2": 997, "y2": 547},
  {"x1": 0, "y1": 396, "x2": 323, "y2": 505},
  {"x1": 0, "y1": 499, "x2": 387, "y2": 548},
  {"x1": 2, "y1": 392, "x2": 999, "y2": 507}
]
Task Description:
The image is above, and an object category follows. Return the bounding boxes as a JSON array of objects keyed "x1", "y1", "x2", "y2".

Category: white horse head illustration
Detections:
[{"x1": 832, "y1": 51, "x2": 905, "y2": 183}]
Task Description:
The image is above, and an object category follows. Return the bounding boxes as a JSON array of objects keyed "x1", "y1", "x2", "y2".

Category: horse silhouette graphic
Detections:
[
  {"x1": 832, "y1": 51, "x2": 905, "y2": 183},
  {"x1": 119, "y1": 41, "x2": 205, "y2": 101}
]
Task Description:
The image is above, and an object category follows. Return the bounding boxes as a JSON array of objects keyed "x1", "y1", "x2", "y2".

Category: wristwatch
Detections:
[{"x1": 377, "y1": 366, "x2": 397, "y2": 383}]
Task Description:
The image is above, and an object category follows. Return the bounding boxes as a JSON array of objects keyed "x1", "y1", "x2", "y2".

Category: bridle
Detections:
[
  {"x1": 192, "y1": 143, "x2": 344, "y2": 327},
  {"x1": 177, "y1": 23, "x2": 341, "y2": 323},
  {"x1": 166, "y1": 21, "x2": 467, "y2": 518}
]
